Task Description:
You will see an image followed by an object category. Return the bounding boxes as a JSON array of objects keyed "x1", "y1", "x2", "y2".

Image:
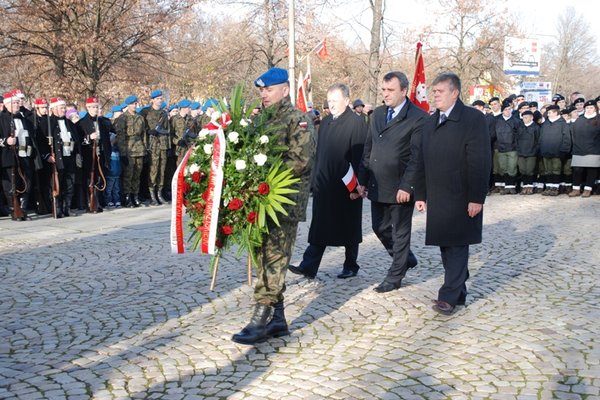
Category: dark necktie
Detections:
[
  {"x1": 439, "y1": 113, "x2": 447, "y2": 124},
  {"x1": 386, "y1": 108, "x2": 394, "y2": 124}
]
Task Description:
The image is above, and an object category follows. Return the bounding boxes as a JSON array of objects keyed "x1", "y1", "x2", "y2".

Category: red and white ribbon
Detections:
[
  {"x1": 170, "y1": 147, "x2": 195, "y2": 254},
  {"x1": 201, "y1": 128, "x2": 226, "y2": 254}
]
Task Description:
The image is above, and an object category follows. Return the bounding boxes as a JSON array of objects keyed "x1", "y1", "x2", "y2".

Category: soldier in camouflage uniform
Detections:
[
  {"x1": 116, "y1": 95, "x2": 147, "y2": 207},
  {"x1": 141, "y1": 90, "x2": 170, "y2": 205},
  {"x1": 232, "y1": 67, "x2": 316, "y2": 345},
  {"x1": 171, "y1": 99, "x2": 191, "y2": 166},
  {"x1": 176, "y1": 101, "x2": 201, "y2": 165}
]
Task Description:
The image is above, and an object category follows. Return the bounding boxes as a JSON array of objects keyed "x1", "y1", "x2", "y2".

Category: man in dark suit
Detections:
[
  {"x1": 357, "y1": 71, "x2": 427, "y2": 293},
  {"x1": 414, "y1": 72, "x2": 491, "y2": 315}
]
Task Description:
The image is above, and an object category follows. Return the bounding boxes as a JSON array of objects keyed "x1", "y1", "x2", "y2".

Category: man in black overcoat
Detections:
[
  {"x1": 357, "y1": 71, "x2": 427, "y2": 293},
  {"x1": 288, "y1": 83, "x2": 367, "y2": 279},
  {"x1": 414, "y1": 72, "x2": 491, "y2": 315}
]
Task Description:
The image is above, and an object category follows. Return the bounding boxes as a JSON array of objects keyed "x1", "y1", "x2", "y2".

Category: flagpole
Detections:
[{"x1": 288, "y1": 0, "x2": 296, "y2": 105}]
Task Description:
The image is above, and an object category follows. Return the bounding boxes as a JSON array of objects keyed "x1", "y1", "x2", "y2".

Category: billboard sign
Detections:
[{"x1": 503, "y1": 37, "x2": 541, "y2": 76}]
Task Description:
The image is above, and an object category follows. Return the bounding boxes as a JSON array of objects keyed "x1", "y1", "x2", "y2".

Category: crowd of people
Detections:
[{"x1": 0, "y1": 89, "x2": 223, "y2": 220}]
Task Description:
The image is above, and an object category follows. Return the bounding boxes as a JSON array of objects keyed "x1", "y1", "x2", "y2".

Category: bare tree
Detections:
[{"x1": 366, "y1": 0, "x2": 383, "y2": 105}]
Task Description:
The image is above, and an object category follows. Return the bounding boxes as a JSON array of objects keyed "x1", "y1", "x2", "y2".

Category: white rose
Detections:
[
  {"x1": 199, "y1": 129, "x2": 209, "y2": 139},
  {"x1": 228, "y1": 131, "x2": 240, "y2": 144},
  {"x1": 239, "y1": 118, "x2": 249, "y2": 127},
  {"x1": 189, "y1": 163, "x2": 200, "y2": 174},
  {"x1": 211, "y1": 111, "x2": 222, "y2": 122},
  {"x1": 259, "y1": 135, "x2": 269, "y2": 144},
  {"x1": 235, "y1": 159, "x2": 247, "y2": 170},
  {"x1": 253, "y1": 153, "x2": 267, "y2": 166},
  {"x1": 204, "y1": 144, "x2": 213, "y2": 154}
]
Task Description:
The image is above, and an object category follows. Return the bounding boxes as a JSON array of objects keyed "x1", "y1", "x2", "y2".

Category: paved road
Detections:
[{"x1": 1, "y1": 195, "x2": 599, "y2": 399}]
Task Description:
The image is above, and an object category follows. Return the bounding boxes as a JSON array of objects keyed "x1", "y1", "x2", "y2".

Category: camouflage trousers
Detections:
[
  {"x1": 254, "y1": 219, "x2": 299, "y2": 305},
  {"x1": 122, "y1": 156, "x2": 144, "y2": 194},
  {"x1": 148, "y1": 142, "x2": 168, "y2": 189}
]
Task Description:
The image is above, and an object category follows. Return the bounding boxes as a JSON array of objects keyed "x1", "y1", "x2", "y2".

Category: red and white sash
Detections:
[
  {"x1": 170, "y1": 147, "x2": 195, "y2": 254},
  {"x1": 201, "y1": 129, "x2": 226, "y2": 254}
]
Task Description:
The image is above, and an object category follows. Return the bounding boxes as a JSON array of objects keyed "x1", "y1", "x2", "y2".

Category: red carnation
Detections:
[
  {"x1": 194, "y1": 202, "x2": 204, "y2": 212},
  {"x1": 247, "y1": 211, "x2": 257, "y2": 224},
  {"x1": 258, "y1": 182, "x2": 270, "y2": 195},
  {"x1": 191, "y1": 171, "x2": 202, "y2": 183},
  {"x1": 228, "y1": 198, "x2": 244, "y2": 211},
  {"x1": 221, "y1": 225, "x2": 234, "y2": 235},
  {"x1": 183, "y1": 181, "x2": 191, "y2": 193},
  {"x1": 202, "y1": 190, "x2": 209, "y2": 201},
  {"x1": 215, "y1": 239, "x2": 223, "y2": 248}
]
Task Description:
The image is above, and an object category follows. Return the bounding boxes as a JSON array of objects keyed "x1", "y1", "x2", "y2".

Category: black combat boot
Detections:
[
  {"x1": 265, "y1": 300, "x2": 290, "y2": 338},
  {"x1": 133, "y1": 194, "x2": 141, "y2": 207},
  {"x1": 157, "y1": 190, "x2": 168, "y2": 204},
  {"x1": 231, "y1": 303, "x2": 273, "y2": 345},
  {"x1": 149, "y1": 188, "x2": 159, "y2": 206}
]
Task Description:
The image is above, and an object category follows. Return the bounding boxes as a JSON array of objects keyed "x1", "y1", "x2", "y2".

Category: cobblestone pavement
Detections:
[{"x1": 1, "y1": 195, "x2": 599, "y2": 400}]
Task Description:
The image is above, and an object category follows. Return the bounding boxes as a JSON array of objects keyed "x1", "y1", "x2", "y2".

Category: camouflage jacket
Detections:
[
  {"x1": 116, "y1": 111, "x2": 147, "y2": 157},
  {"x1": 261, "y1": 96, "x2": 316, "y2": 222},
  {"x1": 142, "y1": 107, "x2": 170, "y2": 150}
]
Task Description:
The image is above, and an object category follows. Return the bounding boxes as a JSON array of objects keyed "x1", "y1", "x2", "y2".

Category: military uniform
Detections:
[
  {"x1": 117, "y1": 110, "x2": 147, "y2": 206},
  {"x1": 141, "y1": 106, "x2": 170, "y2": 204},
  {"x1": 171, "y1": 113, "x2": 189, "y2": 165},
  {"x1": 254, "y1": 96, "x2": 316, "y2": 305}
]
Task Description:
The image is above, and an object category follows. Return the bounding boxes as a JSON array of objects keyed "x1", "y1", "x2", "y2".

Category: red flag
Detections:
[
  {"x1": 296, "y1": 70, "x2": 308, "y2": 112},
  {"x1": 315, "y1": 38, "x2": 329, "y2": 61},
  {"x1": 409, "y1": 42, "x2": 430, "y2": 113}
]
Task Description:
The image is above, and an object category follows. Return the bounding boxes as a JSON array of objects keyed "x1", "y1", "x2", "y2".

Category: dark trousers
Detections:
[
  {"x1": 371, "y1": 201, "x2": 416, "y2": 284},
  {"x1": 299, "y1": 243, "x2": 359, "y2": 277},
  {"x1": 439, "y1": 245, "x2": 469, "y2": 306},
  {"x1": 572, "y1": 167, "x2": 599, "y2": 189}
]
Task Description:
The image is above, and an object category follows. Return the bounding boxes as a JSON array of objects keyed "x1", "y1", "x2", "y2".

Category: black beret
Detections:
[
  {"x1": 560, "y1": 107, "x2": 572, "y2": 115},
  {"x1": 584, "y1": 99, "x2": 596, "y2": 107},
  {"x1": 489, "y1": 97, "x2": 500, "y2": 104},
  {"x1": 529, "y1": 101, "x2": 538, "y2": 107},
  {"x1": 472, "y1": 100, "x2": 485, "y2": 107},
  {"x1": 517, "y1": 102, "x2": 529, "y2": 110},
  {"x1": 521, "y1": 110, "x2": 534, "y2": 117},
  {"x1": 508, "y1": 94, "x2": 517, "y2": 100},
  {"x1": 595, "y1": 96, "x2": 600, "y2": 102},
  {"x1": 573, "y1": 97, "x2": 585, "y2": 105},
  {"x1": 501, "y1": 100, "x2": 513, "y2": 111},
  {"x1": 546, "y1": 104, "x2": 560, "y2": 112},
  {"x1": 552, "y1": 94, "x2": 565, "y2": 102}
]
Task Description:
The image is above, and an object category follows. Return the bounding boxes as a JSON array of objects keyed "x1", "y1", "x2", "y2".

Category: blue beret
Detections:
[
  {"x1": 190, "y1": 101, "x2": 201, "y2": 110},
  {"x1": 124, "y1": 95, "x2": 138, "y2": 106},
  {"x1": 168, "y1": 104, "x2": 179, "y2": 112},
  {"x1": 111, "y1": 104, "x2": 125, "y2": 112},
  {"x1": 150, "y1": 89, "x2": 163, "y2": 99},
  {"x1": 201, "y1": 98, "x2": 219, "y2": 112},
  {"x1": 78, "y1": 111, "x2": 87, "y2": 119},
  {"x1": 178, "y1": 99, "x2": 192, "y2": 108},
  {"x1": 160, "y1": 101, "x2": 167, "y2": 110},
  {"x1": 254, "y1": 67, "x2": 289, "y2": 87},
  {"x1": 105, "y1": 112, "x2": 114, "y2": 119},
  {"x1": 135, "y1": 107, "x2": 142, "y2": 113}
]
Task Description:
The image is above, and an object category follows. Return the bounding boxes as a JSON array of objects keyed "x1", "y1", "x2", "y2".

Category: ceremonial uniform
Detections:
[
  {"x1": 539, "y1": 105, "x2": 572, "y2": 195},
  {"x1": 141, "y1": 99, "x2": 170, "y2": 204},
  {"x1": 516, "y1": 112, "x2": 540, "y2": 193}
]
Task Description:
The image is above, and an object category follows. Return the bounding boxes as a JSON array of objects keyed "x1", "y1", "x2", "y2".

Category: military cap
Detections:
[
  {"x1": 34, "y1": 98, "x2": 48, "y2": 107},
  {"x1": 552, "y1": 94, "x2": 565, "y2": 102},
  {"x1": 86, "y1": 97, "x2": 99, "y2": 105},
  {"x1": 254, "y1": 67, "x2": 289, "y2": 87},
  {"x1": 353, "y1": 99, "x2": 365, "y2": 108},
  {"x1": 521, "y1": 110, "x2": 533, "y2": 117},
  {"x1": 471, "y1": 100, "x2": 485, "y2": 107},
  {"x1": 517, "y1": 102, "x2": 529, "y2": 110},
  {"x1": 190, "y1": 101, "x2": 201, "y2": 110},
  {"x1": 150, "y1": 89, "x2": 163, "y2": 99},
  {"x1": 124, "y1": 95, "x2": 138, "y2": 106},
  {"x1": 573, "y1": 97, "x2": 585, "y2": 105},
  {"x1": 529, "y1": 101, "x2": 538, "y2": 108},
  {"x1": 178, "y1": 99, "x2": 192, "y2": 108},
  {"x1": 584, "y1": 99, "x2": 596, "y2": 107},
  {"x1": 488, "y1": 97, "x2": 500, "y2": 104},
  {"x1": 560, "y1": 107, "x2": 573, "y2": 115},
  {"x1": 507, "y1": 94, "x2": 517, "y2": 100},
  {"x1": 49, "y1": 97, "x2": 66, "y2": 108},
  {"x1": 546, "y1": 104, "x2": 560, "y2": 112},
  {"x1": 501, "y1": 100, "x2": 513, "y2": 111}
]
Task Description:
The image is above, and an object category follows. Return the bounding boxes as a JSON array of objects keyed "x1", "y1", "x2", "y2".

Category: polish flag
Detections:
[
  {"x1": 342, "y1": 163, "x2": 358, "y2": 192},
  {"x1": 409, "y1": 42, "x2": 430, "y2": 113},
  {"x1": 315, "y1": 38, "x2": 329, "y2": 62},
  {"x1": 296, "y1": 70, "x2": 308, "y2": 113}
]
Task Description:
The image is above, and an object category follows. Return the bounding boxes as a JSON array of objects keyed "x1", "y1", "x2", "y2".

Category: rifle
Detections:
[
  {"x1": 88, "y1": 119, "x2": 107, "y2": 213},
  {"x1": 47, "y1": 114, "x2": 60, "y2": 219},
  {"x1": 9, "y1": 117, "x2": 25, "y2": 220}
]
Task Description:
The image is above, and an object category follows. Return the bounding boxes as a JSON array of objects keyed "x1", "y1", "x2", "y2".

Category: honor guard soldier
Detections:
[
  {"x1": 116, "y1": 95, "x2": 146, "y2": 208},
  {"x1": 175, "y1": 101, "x2": 201, "y2": 165},
  {"x1": 77, "y1": 97, "x2": 113, "y2": 212},
  {"x1": 140, "y1": 90, "x2": 170, "y2": 205},
  {"x1": 0, "y1": 90, "x2": 42, "y2": 220},
  {"x1": 231, "y1": 67, "x2": 316, "y2": 345},
  {"x1": 171, "y1": 99, "x2": 191, "y2": 165},
  {"x1": 38, "y1": 97, "x2": 82, "y2": 217}
]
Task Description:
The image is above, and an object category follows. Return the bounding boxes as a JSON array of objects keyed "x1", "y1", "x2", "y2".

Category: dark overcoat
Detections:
[
  {"x1": 308, "y1": 107, "x2": 367, "y2": 246},
  {"x1": 358, "y1": 98, "x2": 427, "y2": 203},
  {"x1": 414, "y1": 99, "x2": 491, "y2": 246}
]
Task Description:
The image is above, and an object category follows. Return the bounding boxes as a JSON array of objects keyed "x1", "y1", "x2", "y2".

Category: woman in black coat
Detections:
[{"x1": 569, "y1": 100, "x2": 600, "y2": 197}]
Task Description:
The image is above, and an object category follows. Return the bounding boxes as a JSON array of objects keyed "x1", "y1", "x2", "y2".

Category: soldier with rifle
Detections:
[
  {"x1": 140, "y1": 90, "x2": 170, "y2": 205},
  {"x1": 77, "y1": 97, "x2": 112, "y2": 213},
  {"x1": 0, "y1": 90, "x2": 41, "y2": 221}
]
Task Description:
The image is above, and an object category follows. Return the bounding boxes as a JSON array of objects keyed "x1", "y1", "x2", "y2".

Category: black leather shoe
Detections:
[
  {"x1": 337, "y1": 268, "x2": 358, "y2": 279},
  {"x1": 373, "y1": 280, "x2": 401, "y2": 293},
  {"x1": 407, "y1": 256, "x2": 418, "y2": 269},
  {"x1": 432, "y1": 300, "x2": 455, "y2": 315},
  {"x1": 288, "y1": 265, "x2": 315, "y2": 279}
]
